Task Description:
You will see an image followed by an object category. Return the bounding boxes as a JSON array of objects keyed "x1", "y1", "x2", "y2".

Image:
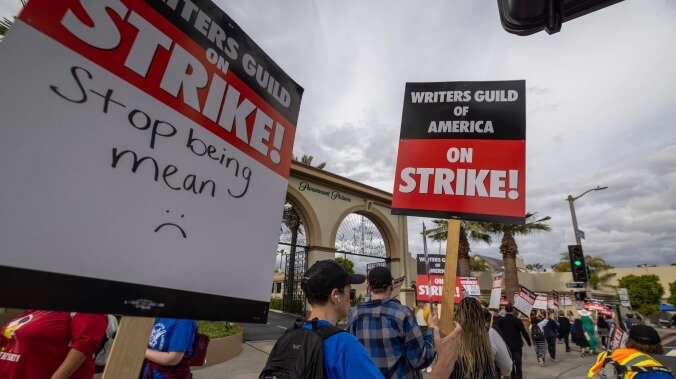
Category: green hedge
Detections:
[
  {"x1": 197, "y1": 321, "x2": 241, "y2": 339},
  {"x1": 270, "y1": 297, "x2": 283, "y2": 310}
]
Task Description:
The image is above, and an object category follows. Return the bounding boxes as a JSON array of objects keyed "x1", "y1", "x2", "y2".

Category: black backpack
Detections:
[
  {"x1": 531, "y1": 324, "x2": 545, "y2": 341},
  {"x1": 260, "y1": 318, "x2": 346, "y2": 379}
]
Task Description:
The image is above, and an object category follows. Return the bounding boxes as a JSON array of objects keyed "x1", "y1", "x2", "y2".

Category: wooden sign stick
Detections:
[
  {"x1": 439, "y1": 219, "x2": 461, "y2": 335},
  {"x1": 102, "y1": 316, "x2": 155, "y2": 379}
]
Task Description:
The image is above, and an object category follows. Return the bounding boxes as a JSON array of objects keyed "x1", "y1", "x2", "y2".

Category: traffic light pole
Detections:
[{"x1": 566, "y1": 186, "x2": 608, "y2": 298}]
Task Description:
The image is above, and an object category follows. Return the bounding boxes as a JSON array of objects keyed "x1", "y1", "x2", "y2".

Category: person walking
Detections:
[
  {"x1": 141, "y1": 318, "x2": 197, "y2": 378},
  {"x1": 557, "y1": 310, "x2": 572, "y2": 353},
  {"x1": 497, "y1": 304, "x2": 531, "y2": 379},
  {"x1": 588, "y1": 325, "x2": 674, "y2": 378},
  {"x1": 579, "y1": 310, "x2": 598, "y2": 354},
  {"x1": 0, "y1": 310, "x2": 107, "y2": 379},
  {"x1": 543, "y1": 311, "x2": 559, "y2": 362},
  {"x1": 597, "y1": 314, "x2": 610, "y2": 350},
  {"x1": 448, "y1": 297, "x2": 502, "y2": 379},
  {"x1": 265, "y1": 259, "x2": 384, "y2": 379},
  {"x1": 573, "y1": 318, "x2": 591, "y2": 356},
  {"x1": 347, "y1": 266, "x2": 437, "y2": 378},
  {"x1": 531, "y1": 313, "x2": 548, "y2": 366}
]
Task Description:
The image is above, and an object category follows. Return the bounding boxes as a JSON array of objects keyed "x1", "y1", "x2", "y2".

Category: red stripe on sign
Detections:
[
  {"x1": 393, "y1": 139, "x2": 525, "y2": 219},
  {"x1": 18, "y1": 0, "x2": 295, "y2": 178}
]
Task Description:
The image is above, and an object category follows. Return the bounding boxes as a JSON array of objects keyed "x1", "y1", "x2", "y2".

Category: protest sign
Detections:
[
  {"x1": 563, "y1": 294, "x2": 573, "y2": 306},
  {"x1": 533, "y1": 293, "x2": 548, "y2": 310},
  {"x1": 0, "y1": 0, "x2": 302, "y2": 322},
  {"x1": 549, "y1": 290, "x2": 560, "y2": 309},
  {"x1": 500, "y1": 293, "x2": 509, "y2": 307},
  {"x1": 488, "y1": 272, "x2": 503, "y2": 310},
  {"x1": 608, "y1": 325, "x2": 628, "y2": 351},
  {"x1": 415, "y1": 254, "x2": 479, "y2": 303},
  {"x1": 513, "y1": 286, "x2": 536, "y2": 316},
  {"x1": 392, "y1": 80, "x2": 526, "y2": 224},
  {"x1": 391, "y1": 276, "x2": 405, "y2": 298}
]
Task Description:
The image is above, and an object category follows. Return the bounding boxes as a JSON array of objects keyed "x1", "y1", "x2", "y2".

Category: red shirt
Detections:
[{"x1": 0, "y1": 310, "x2": 107, "y2": 379}]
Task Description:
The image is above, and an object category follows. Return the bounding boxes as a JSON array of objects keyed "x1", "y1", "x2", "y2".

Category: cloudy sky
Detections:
[{"x1": 1, "y1": 1, "x2": 674, "y2": 270}]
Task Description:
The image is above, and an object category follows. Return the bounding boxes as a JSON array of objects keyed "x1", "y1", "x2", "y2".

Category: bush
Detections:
[
  {"x1": 269, "y1": 297, "x2": 283, "y2": 310},
  {"x1": 197, "y1": 321, "x2": 241, "y2": 339}
]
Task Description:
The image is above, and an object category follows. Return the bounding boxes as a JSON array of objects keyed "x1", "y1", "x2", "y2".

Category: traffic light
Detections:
[
  {"x1": 568, "y1": 245, "x2": 588, "y2": 282},
  {"x1": 574, "y1": 291, "x2": 587, "y2": 301}
]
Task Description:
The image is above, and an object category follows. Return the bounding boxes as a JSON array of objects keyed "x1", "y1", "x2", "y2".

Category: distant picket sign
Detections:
[
  {"x1": 415, "y1": 254, "x2": 480, "y2": 303},
  {"x1": 392, "y1": 80, "x2": 526, "y2": 224},
  {"x1": 0, "y1": 0, "x2": 302, "y2": 321}
]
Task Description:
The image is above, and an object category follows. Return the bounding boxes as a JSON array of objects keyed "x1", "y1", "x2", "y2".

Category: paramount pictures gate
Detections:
[{"x1": 277, "y1": 162, "x2": 414, "y2": 316}]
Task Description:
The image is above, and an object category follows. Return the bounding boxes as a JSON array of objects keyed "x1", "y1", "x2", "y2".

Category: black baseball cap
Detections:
[
  {"x1": 301, "y1": 260, "x2": 365, "y2": 298},
  {"x1": 368, "y1": 266, "x2": 393, "y2": 289},
  {"x1": 629, "y1": 325, "x2": 661, "y2": 345}
]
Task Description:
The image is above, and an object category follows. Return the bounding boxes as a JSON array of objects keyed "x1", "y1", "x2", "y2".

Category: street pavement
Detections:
[{"x1": 193, "y1": 319, "x2": 676, "y2": 379}]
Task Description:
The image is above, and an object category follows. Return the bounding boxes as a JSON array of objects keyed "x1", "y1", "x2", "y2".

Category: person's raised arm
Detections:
[{"x1": 429, "y1": 323, "x2": 462, "y2": 379}]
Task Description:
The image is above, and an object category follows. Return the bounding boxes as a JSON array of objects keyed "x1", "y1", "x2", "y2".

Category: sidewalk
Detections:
[{"x1": 193, "y1": 335, "x2": 676, "y2": 378}]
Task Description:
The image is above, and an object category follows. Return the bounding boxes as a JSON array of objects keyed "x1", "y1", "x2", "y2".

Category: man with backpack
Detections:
[
  {"x1": 260, "y1": 259, "x2": 384, "y2": 379},
  {"x1": 346, "y1": 266, "x2": 437, "y2": 379}
]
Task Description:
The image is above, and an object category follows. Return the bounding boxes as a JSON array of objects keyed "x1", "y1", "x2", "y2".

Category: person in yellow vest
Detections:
[
  {"x1": 413, "y1": 302, "x2": 431, "y2": 335},
  {"x1": 588, "y1": 325, "x2": 673, "y2": 378}
]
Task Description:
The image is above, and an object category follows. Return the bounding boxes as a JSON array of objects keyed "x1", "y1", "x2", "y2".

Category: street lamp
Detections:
[{"x1": 565, "y1": 186, "x2": 608, "y2": 294}]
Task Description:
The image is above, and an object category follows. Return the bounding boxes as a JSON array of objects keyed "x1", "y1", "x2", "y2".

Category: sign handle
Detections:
[
  {"x1": 439, "y1": 219, "x2": 460, "y2": 335},
  {"x1": 102, "y1": 316, "x2": 154, "y2": 379}
]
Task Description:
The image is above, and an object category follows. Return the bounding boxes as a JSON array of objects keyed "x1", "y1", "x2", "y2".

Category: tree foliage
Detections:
[
  {"x1": 424, "y1": 220, "x2": 491, "y2": 277},
  {"x1": 552, "y1": 253, "x2": 616, "y2": 290},
  {"x1": 668, "y1": 281, "x2": 676, "y2": 307},
  {"x1": 469, "y1": 256, "x2": 489, "y2": 272},
  {"x1": 618, "y1": 275, "x2": 664, "y2": 315},
  {"x1": 488, "y1": 212, "x2": 551, "y2": 303},
  {"x1": 335, "y1": 257, "x2": 354, "y2": 274},
  {"x1": 0, "y1": 1, "x2": 25, "y2": 39},
  {"x1": 292, "y1": 154, "x2": 326, "y2": 169}
]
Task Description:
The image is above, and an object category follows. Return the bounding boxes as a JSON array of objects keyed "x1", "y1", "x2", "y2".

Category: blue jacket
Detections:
[{"x1": 543, "y1": 318, "x2": 559, "y2": 338}]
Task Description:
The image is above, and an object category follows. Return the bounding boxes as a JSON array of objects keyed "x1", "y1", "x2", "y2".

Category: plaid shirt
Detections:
[{"x1": 346, "y1": 298, "x2": 435, "y2": 379}]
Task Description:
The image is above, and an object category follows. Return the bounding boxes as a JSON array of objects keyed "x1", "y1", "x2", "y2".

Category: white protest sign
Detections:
[
  {"x1": 514, "y1": 286, "x2": 536, "y2": 316},
  {"x1": 488, "y1": 272, "x2": 503, "y2": 310},
  {"x1": 533, "y1": 293, "x2": 548, "y2": 310},
  {"x1": 391, "y1": 276, "x2": 406, "y2": 299},
  {"x1": 0, "y1": 0, "x2": 302, "y2": 322}
]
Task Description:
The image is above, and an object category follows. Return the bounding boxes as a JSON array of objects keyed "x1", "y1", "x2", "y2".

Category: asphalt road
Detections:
[{"x1": 238, "y1": 311, "x2": 299, "y2": 341}]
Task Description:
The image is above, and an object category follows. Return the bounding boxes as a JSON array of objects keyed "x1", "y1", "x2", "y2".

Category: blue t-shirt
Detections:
[
  {"x1": 142, "y1": 318, "x2": 197, "y2": 379},
  {"x1": 301, "y1": 320, "x2": 384, "y2": 379}
]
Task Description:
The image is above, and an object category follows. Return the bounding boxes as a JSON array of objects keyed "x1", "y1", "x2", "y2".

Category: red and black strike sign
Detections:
[{"x1": 392, "y1": 80, "x2": 526, "y2": 224}]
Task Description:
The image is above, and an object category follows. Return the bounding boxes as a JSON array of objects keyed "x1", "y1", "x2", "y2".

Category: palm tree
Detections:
[
  {"x1": 281, "y1": 203, "x2": 303, "y2": 306},
  {"x1": 487, "y1": 212, "x2": 551, "y2": 303},
  {"x1": 0, "y1": 1, "x2": 25, "y2": 39},
  {"x1": 424, "y1": 220, "x2": 492, "y2": 277},
  {"x1": 292, "y1": 154, "x2": 326, "y2": 169},
  {"x1": 281, "y1": 154, "x2": 326, "y2": 313},
  {"x1": 469, "y1": 255, "x2": 490, "y2": 272}
]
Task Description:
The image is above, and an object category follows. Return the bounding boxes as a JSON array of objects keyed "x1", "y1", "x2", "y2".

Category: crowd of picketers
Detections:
[
  {"x1": 1, "y1": 259, "x2": 672, "y2": 379},
  {"x1": 261, "y1": 259, "x2": 673, "y2": 379}
]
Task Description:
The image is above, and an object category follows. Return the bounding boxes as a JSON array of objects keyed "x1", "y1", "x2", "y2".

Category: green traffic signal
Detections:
[{"x1": 574, "y1": 260, "x2": 583, "y2": 266}]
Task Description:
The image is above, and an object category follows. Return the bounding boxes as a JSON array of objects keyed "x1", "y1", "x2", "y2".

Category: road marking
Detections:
[
  {"x1": 667, "y1": 349, "x2": 676, "y2": 357},
  {"x1": 277, "y1": 326, "x2": 287, "y2": 329}
]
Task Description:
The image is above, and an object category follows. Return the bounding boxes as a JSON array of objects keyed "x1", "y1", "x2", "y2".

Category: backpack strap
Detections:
[{"x1": 294, "y1": 317, "x2": 346, "y2": 340}]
